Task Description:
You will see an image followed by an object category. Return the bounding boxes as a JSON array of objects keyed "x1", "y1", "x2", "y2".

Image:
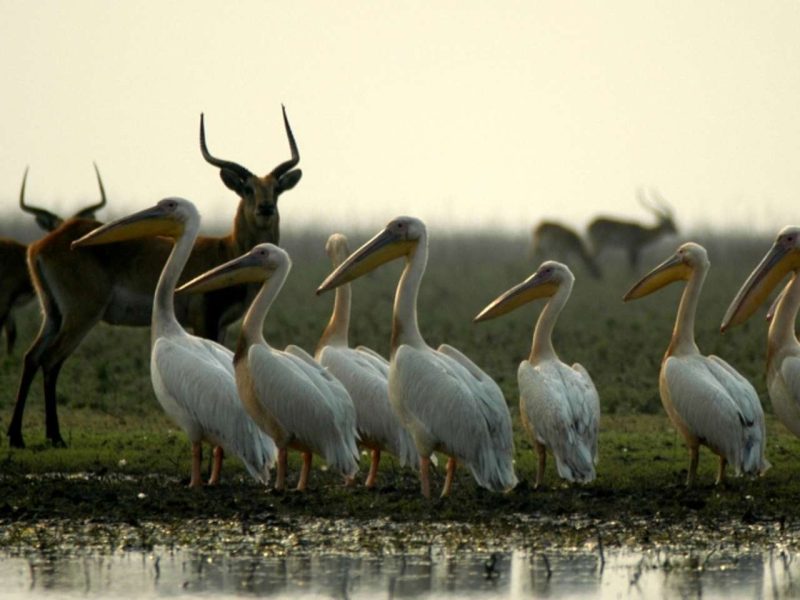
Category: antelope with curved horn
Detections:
[
  {"x1": 7, "y1": 106, "x2": 301, "y2": 448},
  {"x1": 530, "y1": 221, "x2": 601, "y2": 279},
  {"x1": 0, "y1": 165, "x2": 107, "y2": 354},
  {"x1": 588, "y1": 188, "x2": 677, "y2": 271}
]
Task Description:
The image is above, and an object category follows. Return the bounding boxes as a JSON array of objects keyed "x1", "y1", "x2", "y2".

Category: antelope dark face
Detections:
[
  {"x1": 200, "y1": 105, "x2": 302, "y2": 234},
  {"x1": 233, "y1": 169, "x2": 302, "y2": 228},
  {"x1": 659, "y1": 214, "x2": 677, "y2": 236}
]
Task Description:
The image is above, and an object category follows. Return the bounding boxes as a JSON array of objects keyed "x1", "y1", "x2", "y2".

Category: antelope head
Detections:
[
  {"x1": 639, "y1": 188, "x2": 677, "y2": 235},
  {"x1": 19, "y1": 164, "x2": 108, "y2": 232},
  {"x1": 200, "y1": 105, "x2": 301, "y2": 246}
]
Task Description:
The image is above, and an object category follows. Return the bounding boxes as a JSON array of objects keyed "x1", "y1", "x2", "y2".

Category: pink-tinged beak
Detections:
[
  {"x1": 71, "y1": 204, "x2": 182, "y2": 249},
  {"x1": 623, "y1": 253, "x2": 690, "y2": 302},
  {"x1": 474, "y1": 271, "x2": 558, "y2": 323},
  {"x1": 316, "y1": 227, "x2": 414, "y2": 294}
]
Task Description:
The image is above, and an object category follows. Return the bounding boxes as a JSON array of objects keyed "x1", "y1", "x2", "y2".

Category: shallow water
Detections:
[{"x1": 2, "y1": 546, "x2": 798, "y2": 599}]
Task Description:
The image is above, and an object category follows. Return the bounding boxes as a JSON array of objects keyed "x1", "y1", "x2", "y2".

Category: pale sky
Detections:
[{"x1": 2, "y1": 1, "x2": 799, "y2": 237}]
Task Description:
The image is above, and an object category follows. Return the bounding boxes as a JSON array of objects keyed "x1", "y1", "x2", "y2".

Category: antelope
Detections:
[
  {"x1": 0, "y1": 166, "x2": 107, "y2": 353},
  {"x1": 587, "y1": 188, "x2": 677, "y2": 271},
  {"x1": 530, "y1": 220, "x2": 601, "y2": 278},
  {"x1": 7, "y1": 106, "x2": 302, "y2": 448}
]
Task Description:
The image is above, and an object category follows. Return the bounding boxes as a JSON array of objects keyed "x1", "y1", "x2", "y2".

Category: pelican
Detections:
[
  {"x1": 317, "y1": 216, "x2": 517, "y2": 498},
  {"x1": 474, "y1": 261, "x2": 600, "y2": 487},
  {"x1": 177, "y1": 243, "x2": 360, "y2": 491},
  {"x1": 722, "y1": 226, "x2": 800, "y2": 438},
  {"x1": 624, "y1": 242, "x2": 769, "y2": 486},
  {"x1": 315, "y1": 233, "x2": 420, "y2": 487},
  {"x1": 72, "y1": 198, "x2": 276, "y2": 487}
]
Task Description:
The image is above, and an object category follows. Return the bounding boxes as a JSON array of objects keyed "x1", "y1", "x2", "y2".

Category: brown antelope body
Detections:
[
  {"x1": 530, "y1": 220, "x2": 601, "y2": 278},
  {"x1": 0, "y1": 166, "x2": 107, "y2": 353},
  {"x1": 587, "y1": 189, "x2": 677, "y2": 271},
  {"x1": 8, "y1": 107, "x2": 302, "y2": 448}
]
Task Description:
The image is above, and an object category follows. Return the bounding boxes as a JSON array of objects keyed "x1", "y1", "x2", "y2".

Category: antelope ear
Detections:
[
  {"x1": 220, "y1": 169, "x2": 244, "y2": 194},
  {"x1": 278, "y1": 169, "x2": 302, "y2": 192}
]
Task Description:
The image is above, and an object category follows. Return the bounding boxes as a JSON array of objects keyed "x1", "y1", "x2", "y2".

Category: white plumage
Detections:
[
  {"x1": 769, "y1": 354, "x2": 800, "y2": 438},
  {"x1": 625, "y1": 242, "x2": 769, "y2": 486},
  {"x1": 316, "y1": 233, "x2": 420, "y2": 487},
  {"x1": 764, "y1": 274, "x2": 800, "y2": 438},
  {"x1": 661, "y1": 354, "x2": 767, "y2": 476},
  {"x1": 389, "y1": 343, "x2": 517, "y2": 494},
  {"x1": 73, "y1": 198, "x2": 276, "y2": 487},
  {"x1": 475, "y1": 261, "x2": 599, "y2": 487},
  {"x1": 317, "y1": 216, "x2": 517, "y2": 498},
  {"x1": 178, "y1": 242, "x2": 359, "y2": 491}
]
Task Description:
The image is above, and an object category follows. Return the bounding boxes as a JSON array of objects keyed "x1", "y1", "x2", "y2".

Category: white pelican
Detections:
[
  {"x1": 722, "y1": 226, "x2": 800, "y2": 438},
  {"x1": 71, "y1": 198, "x2": 276, "y2": 487},
  {"x1": 177, "y1": 243, "x2": 360, "y2": 491},
  {"x1": 317, "y1": 216, "x2": 517, "y2": 498},
  {"x1": 624, "y1": 242, "x2": 769, "y2": 486},
  {"x1": 315, "y1": 233, "x2": 420, "y2": 487},
  {"x1": 474, "y1": 261, "x2": 600, "y2": 487}
]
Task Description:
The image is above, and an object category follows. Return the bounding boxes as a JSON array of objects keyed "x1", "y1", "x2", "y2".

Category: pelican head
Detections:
[
  {"x1": 316, "y1": 216, "x2": 424, "y2": 294},
  {"x1": 325, "y1": 233, "x2": 350, "y2": 268},
  {"x1": 71, "y1": 197, "x2": 196, "y2": 248},
  {"x1": 177, "y1": 243, "x2": 290, "y2": 294},
  {"x1": 721, "y1": 226, "x2": 800, "y2": 332},
  {"x1": 623, "y1": 242, "x2": 707, "y2": 301},
  {"x1": 474, "y1": 261, "x2": 572, "y2": 322}
]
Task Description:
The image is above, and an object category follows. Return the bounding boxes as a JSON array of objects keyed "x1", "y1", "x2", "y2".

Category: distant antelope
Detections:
[
  {"x1": 530, "y1": 221, "x2": 601, "y2": 278},
  {"x1": 0, "y1": 166, "x2": 107, "y2": 353},
  {"x1": 7, "y1": 106, "x2": 302, "y2": 448},
  {"x1": 587, "y1": 189, "x2": 677, "y2": 271}
]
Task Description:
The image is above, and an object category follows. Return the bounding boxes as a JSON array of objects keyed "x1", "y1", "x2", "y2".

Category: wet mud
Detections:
[{"x1": 0, "y1": 468, "x2": 796, "y2": 557}]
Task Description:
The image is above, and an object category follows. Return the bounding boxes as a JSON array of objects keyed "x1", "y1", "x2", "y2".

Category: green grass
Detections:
[{"x1": 0, "y1": 229, "x2": 797, "y2": 548}]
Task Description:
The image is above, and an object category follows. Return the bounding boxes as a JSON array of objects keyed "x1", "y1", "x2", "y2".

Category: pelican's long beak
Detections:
[
  {"x1": 177, "y1": 252, "x2": 267, "y2": 295},
  {"x1": 71, "y1": 204, "x2": 181, "y2": 248},
  {"x1": 316, "y1": 227, "x2": 414, "y2": 294},
  {"x1": 721, "y1": 241, "x2": 796, "y2": 331},
  {"x1": 623, "y1": 253, "x2": 690, "y2": 301},
  {"x1": 474, "y1": 273, "x2": 558, "y2": 322}
]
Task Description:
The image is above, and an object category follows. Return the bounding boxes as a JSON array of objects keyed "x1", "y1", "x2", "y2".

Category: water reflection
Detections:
[{"x1": 1, "y1": 546, "x2": 798, "y2": 598}]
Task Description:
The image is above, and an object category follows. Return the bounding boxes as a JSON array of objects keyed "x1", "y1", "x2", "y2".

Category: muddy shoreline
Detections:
[{"x1": 0, "y1": 471, "x2": 794, "y2": 556}]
